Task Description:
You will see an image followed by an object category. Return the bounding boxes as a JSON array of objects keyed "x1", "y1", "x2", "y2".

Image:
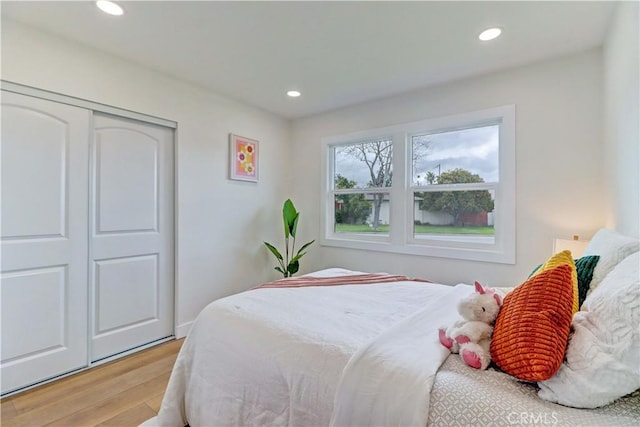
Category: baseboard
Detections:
[{"x1": 175, "y1": 321, "x2": 193, "y2": 338}]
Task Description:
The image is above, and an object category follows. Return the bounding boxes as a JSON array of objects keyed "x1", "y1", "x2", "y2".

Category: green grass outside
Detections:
[{"x1": 335, "y1": 223, "x2": 494, "y2": 235}]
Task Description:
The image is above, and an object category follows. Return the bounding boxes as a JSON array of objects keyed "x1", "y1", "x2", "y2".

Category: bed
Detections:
[{"x1": 147, "y1": 229, "x2": 640, "y2": 426}]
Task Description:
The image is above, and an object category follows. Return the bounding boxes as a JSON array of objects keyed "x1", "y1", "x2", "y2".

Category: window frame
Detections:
[{"x1": 320, "y1": 105, "x2": 515, "y2": 264}]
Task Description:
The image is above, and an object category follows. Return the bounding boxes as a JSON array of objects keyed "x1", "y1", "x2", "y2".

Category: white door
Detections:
[
  {"x1": 1, "y1": 92, "x2": 90, "y2": 394},
  {"x1": 90, "y1": 113, "x2": 174, "y2": 361}
]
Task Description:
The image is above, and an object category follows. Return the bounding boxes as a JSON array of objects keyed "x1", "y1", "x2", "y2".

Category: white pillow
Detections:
[
  {"x1": 582, "y1": 228, "x2": 639, "y2": 294},
  {"x1": 538, "y1": 252, "x2": 640, "y2": 408}
]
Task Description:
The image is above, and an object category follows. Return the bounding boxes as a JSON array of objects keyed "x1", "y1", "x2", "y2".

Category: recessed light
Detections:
[
  {"x1": 287, "y1": 90, "x2": 301, "y2": 98},
  {"x1": 478, "y1": 27, "x2": 502, "y2": 41},
  {"x1": 96, "y1": 1, "x2": 124, "y2": 16}
]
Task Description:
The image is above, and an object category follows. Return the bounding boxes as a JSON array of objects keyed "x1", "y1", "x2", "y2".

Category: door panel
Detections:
[
  {"x1": 91, "y1": 114, "x2": 174, "y2": 362},
  {"x1": 1, "y1": 267, "x2": 67, "y2": 361},
  {"x1": 95, "y1": 255, "x2": 158, "y2": 334},
  {"x1": 1, "y1": 109, "x2": 67, "y2": 238},
  {"x1": 1, "y1": 91, "x2": 90, "y2": 394},
  {"x1": 96, "y1": 129, "x2": 158, "y2": 233}
]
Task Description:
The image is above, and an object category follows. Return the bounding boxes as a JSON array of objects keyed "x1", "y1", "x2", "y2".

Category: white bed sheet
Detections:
[{"x1": 153, "y1": 268, "x2": 463, "y2": 427}]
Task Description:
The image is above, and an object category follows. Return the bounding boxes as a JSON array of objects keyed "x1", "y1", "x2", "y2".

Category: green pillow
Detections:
[
  {"x1": 574, "y1": 255, "x2": 599, "y2": 307},
  {"x1": 529, "y1": 255, "x2": 600, "y2": 308}
]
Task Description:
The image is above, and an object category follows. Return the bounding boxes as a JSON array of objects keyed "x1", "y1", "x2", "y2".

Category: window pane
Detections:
[
  {"x1": 334, "y1": 192, "x2": 390, "y2": 234},
  {"x1": 412, "y1": 125, "x2": 498, "y2": 186},
  {"x1": 334, "y1": 139, "x2": 392, "y2": 189},
  {"x1": 413, "y1": 190, "x2": 495, "y2": 240}
]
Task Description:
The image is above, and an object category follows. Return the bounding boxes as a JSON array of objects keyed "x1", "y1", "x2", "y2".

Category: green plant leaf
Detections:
[
  {"x1": 264, "y1": 241, "x2": 283, "y2": 260},
  {"x1": 295, "y1": 240, "x2": 315, "y2": 256},
  {"x1": 283, "y1": 199, "x2": 298, "y2": 236},
  {"x1": 283, "y1": 215, "x2": 290, "y2": 239},
  {"x1": 290, "y1": 240, "x2": 315, "y2": 265},
  {"x1": 287, "y1": 260, "x2": 300, "y2": 275},
  {"x1": 289, "y1": 252, "x2": 306, "y2": 265},
  {"x1": 290, "y1": 213, "x2": 300, "y2": 238},
  {"x1": 275, "y1": 266, "x2": 286, "y2": 276}
]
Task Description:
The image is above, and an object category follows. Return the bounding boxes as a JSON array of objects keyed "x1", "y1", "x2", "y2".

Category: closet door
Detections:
[
  {"x1": 91, "y1": 113, "x2": 174, "y2": 361},
  {"x1": 1, "y1": 92, "x2": 90, "y2": 394}
]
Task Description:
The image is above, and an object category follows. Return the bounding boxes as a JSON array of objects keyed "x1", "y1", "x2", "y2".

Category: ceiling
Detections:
[{"x1": 1, "y1": 1, "x2": 615, "y2": 119}]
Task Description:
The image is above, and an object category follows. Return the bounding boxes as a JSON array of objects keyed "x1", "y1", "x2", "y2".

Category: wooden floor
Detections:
[{"x1": 1, "y1": 338, "x2": 183, "y2": 427}]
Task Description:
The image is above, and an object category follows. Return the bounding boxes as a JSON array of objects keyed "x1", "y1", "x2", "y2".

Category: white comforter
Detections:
[{"x1": 153, "y1": 269, "x2": 470, "y2": 427}]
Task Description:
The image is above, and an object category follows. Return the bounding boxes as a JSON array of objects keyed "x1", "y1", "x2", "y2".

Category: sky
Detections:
[{"x1": 334, "y1": 124, "x2": 499, "y2": 188}]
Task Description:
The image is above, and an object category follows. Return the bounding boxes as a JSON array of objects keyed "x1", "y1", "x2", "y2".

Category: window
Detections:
[{"x1": 321, "y1": 106, "x2": 515, "y2": 264}]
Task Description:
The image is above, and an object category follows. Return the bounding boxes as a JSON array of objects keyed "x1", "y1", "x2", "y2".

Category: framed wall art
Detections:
[{"x1": 229, "y1": 133, "x2": 259, "y2": 182}]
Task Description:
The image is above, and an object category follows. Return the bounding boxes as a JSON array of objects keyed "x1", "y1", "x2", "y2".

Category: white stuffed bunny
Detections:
[{"x1": 438, "y1": 281, "x2": 503, "y2": 370}]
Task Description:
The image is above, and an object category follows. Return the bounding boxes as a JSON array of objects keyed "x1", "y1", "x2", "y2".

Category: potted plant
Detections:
[{"x1": 264, "y1": 199, "x2": 314, "y2": 278}]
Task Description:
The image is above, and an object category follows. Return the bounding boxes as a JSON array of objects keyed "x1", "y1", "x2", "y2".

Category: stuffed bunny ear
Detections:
[
  {"x1": 493, "y1": 293, "x2": 502, "y2": 307},
  {"x1": 474, "y1": 281, "x2": 486, "y2": 294}
]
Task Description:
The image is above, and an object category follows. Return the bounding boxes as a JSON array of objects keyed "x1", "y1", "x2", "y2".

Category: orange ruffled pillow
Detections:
[{"x1": 490, "y1": 263, "x2": 575, "y2": 381}]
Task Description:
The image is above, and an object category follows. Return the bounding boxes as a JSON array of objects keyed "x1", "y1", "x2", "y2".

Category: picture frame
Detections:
[{"x1": 229, "y1": 133, "x2": 259, "y2": 182}]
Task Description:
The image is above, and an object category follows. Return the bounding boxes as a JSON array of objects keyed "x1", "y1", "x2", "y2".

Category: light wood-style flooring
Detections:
[{"x1": 1, "y1": 338, "x2": 183, "y2": 427}]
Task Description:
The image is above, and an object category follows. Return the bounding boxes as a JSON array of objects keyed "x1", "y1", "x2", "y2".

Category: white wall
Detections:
[
  {"x1": 1, "y1": 20, "x2": 292, "y2": 336},
  {"x1": 291, "y1": 50, "x2": 604, "y2": 287},
  {"x1": 603, "y1": 1, "x2": 639, "y2": 238}
]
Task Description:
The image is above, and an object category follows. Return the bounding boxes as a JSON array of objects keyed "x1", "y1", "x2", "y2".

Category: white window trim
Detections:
[{"x1": 320, "y1": 105, "x2": 516, "y2": 264}]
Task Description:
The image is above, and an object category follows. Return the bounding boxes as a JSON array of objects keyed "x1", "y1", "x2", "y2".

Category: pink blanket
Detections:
[{"x1": 253, "y1": 273, "x2": 431, "y2": 290}]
